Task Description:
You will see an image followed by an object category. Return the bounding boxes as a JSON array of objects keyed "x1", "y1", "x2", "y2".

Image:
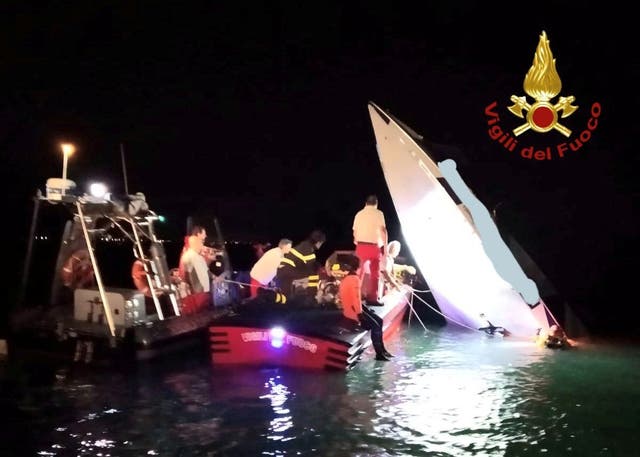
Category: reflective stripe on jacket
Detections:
[{"x1": 278, "y1": 241, "x2": 317, "y2": 277}]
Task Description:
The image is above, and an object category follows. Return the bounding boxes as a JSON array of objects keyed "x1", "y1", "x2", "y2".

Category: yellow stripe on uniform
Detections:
[
  {"x1": 290, "y1": 249, "x2": 316, "y2": 263},
  {"x1": 290, "y1": 249, "x2": 306, "y2": 263},
  {"x1": 280, "y1": 258, "x2": 296, "y2": 267}
]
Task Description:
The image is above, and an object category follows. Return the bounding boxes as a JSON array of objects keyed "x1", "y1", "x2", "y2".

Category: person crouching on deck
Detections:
[
  {"x1": 339, "y1": 254, "x2": 393, "y2": 361},
  {"x1": 249, "y1": 238, "x2": 293, "y2": 298},
  {"x1": 276, "y1": 230, "x2": 326, "y2": 300},
  {"x1": 378, "y1": 240, "x2": 402, "y2": 299}
]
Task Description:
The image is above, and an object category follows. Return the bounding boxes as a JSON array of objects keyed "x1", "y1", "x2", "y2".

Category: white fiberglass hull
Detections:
[{"x1": 367, "y1": 102, "x2": 554, "y2": 338}]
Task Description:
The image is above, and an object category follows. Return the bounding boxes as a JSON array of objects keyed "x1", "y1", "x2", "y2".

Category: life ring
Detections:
[
  {"x1": 61, "y1": 249, "x2": 95, "y2": 289},
  {"x1": 132, "y1": 259, "x2": 152, "y2": 296}
]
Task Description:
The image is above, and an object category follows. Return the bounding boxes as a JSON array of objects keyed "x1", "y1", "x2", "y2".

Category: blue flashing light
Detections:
[{"x1": 270, "y1": 326, "x2": 286, "y2": 349}]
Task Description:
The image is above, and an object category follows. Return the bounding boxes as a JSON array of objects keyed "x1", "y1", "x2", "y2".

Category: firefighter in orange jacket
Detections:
[
  {"x1": 339, "y1": 253, "x2": 393, "y2": 361},
  {"x1": 276, "y1": 230, "x2": 326, "y2": 299}
]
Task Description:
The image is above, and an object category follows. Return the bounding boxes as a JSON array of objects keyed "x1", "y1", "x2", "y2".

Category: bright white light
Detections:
[
  {"x1": 89, "y1": 182, "x2": 108, "y2": 199},
  {"x1": 270, "y1": 326, "x2": 286, "y2": 348}
]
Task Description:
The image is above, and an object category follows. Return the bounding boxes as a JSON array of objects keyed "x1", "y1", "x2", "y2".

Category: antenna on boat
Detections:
[
  {"x1": 213, "y1": 216, "x2": 233, "y2": 273},
  {"x1": 120, "y1": 143, "x2": 129, "y2": 195}
]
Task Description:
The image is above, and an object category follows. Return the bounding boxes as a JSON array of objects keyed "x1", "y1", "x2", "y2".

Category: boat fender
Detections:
[{"x1": 61, "y1": 249, "x2": 95, "y2": 289}]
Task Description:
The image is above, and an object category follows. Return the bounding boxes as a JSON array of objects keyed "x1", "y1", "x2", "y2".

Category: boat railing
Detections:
[{"x1": 22, "y1": 189, "x2": 182, "y2": 338}]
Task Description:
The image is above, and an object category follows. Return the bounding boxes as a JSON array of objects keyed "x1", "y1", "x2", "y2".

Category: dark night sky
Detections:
[{"x1": 2, "y1": 2, "x2": 638, "y2": 335}]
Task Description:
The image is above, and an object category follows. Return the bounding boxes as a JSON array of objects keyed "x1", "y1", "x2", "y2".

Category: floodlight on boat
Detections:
[
  {"x1": 89, "y1": 182, "x2": 109, "y2": 199},
  {"x1": 270, "y1": 326, "x2": 286, "y2": 348}
]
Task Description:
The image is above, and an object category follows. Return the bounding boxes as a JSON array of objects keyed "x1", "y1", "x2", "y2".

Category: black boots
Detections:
[{"x1": 373, "y1": 340, "x2": 394, "y2": 361}]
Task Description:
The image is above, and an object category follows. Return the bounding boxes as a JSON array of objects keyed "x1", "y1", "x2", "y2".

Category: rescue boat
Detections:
[
  {"x1": 208, "y1": 251, "x2": 415, "y2": 371},
  {"x1": 9, "y1": 180, "x2": 232, "y2": 363}
]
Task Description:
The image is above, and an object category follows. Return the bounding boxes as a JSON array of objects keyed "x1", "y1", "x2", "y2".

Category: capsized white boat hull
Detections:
[{"x1": 367, "y1": 102, "x2": 555, "y2": 338}]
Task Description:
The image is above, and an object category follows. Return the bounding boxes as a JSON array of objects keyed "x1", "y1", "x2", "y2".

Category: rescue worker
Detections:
[
  {"x1": 352, "y1": 195, "x2": 388, "y2": 303},
  {"x1": 249, "y1": 238, "x2": 293, "y2": 298},
  {"x1": 540, "y1": 324, "x2": 574, "y2": 349},
  {"x1": 276, "y1": 230, "x2": 326, "y2": 299},
  {"x1": 339, "y1": 254, "x2": 393, "y2": 361},
  {"x1": 178, "y1": 225, "x2": 212, "y2": 313},
  {"x1": 378, "y1": 240, "x2": 402, "y2": 298}
]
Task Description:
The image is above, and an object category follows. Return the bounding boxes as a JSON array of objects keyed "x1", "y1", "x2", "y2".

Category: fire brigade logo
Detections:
[
  {"x1": 508, "y1": 31, "x2": 578, "y2": 137},
  {"x1": 484, "y1": 31, "x2": 601, "y2": 160}
]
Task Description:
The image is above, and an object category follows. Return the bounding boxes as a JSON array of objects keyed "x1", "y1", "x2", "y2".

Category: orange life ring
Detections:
[
  {"x1": 132, "y1": 259, "x2": 152, "y2": 296},
  {"x1": 61, "y1": 249, "x2": 95, "y2": 289}
]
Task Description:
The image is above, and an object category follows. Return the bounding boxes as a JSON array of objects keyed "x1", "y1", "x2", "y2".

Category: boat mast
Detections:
[
  {"x1": 18, "y1": 193, "x2": 42, "y2": 307},
  {"x1": 120, "y1": 143, "x2": 129, "y2": 195}
]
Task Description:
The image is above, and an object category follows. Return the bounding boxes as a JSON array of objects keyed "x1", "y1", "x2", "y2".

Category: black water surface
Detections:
[{"x1": 1, "y1": 325, "x2": 639, "y2": 457}]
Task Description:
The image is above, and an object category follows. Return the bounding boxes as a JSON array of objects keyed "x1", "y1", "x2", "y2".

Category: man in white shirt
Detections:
[
  {"x1": 178, "y1": 225, "x2": 212, "y2": 313},
  {"x1": 352, "y1": 195, "x2": 388, "y2": 302},
  {"x1": 181, "y1": 248, "x2": 210, "y2": 294},
  {"x1": 250, "y1": 238, "x2": 293, "y2": 297}
]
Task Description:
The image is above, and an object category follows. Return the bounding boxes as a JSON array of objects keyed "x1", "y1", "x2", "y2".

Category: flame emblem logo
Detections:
[{"x1": 508, "y1": 31, "x2": 578, "y2": 137}]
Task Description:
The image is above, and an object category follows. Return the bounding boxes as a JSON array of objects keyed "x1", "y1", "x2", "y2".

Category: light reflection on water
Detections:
[
  {"x1": 260, "y1": 376, "x2": 294, "y2": 440},
  {"x1": 2, "y1": 324, "x2": 639, "y2": 456}
]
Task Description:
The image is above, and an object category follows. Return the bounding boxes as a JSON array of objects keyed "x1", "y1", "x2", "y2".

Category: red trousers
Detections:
[
  {"x1": 355, "y1": 243, "x2": 382, "y2": 302},
  {"x1": 180, "y1": 292, "x2": 211, "y2": 314},
  {"x1": 250, "y1": 277, "x2": 263, "y2": 298}
]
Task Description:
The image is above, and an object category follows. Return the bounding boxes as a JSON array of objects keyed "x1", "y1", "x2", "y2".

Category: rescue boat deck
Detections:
[{"x1": 209, "y1": 287, "x2": 410, "y2": 371}]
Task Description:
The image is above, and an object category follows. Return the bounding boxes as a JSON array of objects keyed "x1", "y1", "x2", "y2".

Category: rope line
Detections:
[
  {"x1": 221, "y1": 279, "x2": 278, "y2": 291},
  {"x1": 403, "y1": 290, "x2": 428, "y2": 332},
  {"x1": 407, "y1": 286, "x2": 431, "y2": 293},
  {"x1": 223, "y1": 278, "x2": 482, "y2": 335},
  {"x1": 408, "y1": 289, "x2": 481, "y2": 333}
]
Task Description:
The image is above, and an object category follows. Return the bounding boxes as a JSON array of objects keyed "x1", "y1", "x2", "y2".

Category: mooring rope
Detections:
[
  {"x1": 222, "y1": 278, "x2": 483, "y2": 334},
  {"x1": 407, "y1": 288, "x2": 481, "y2": 333},
  {"x1": 403, "y1": 289, "x2": 429, "y2": 332},
  {"x1": 221, "y1": 278, "x2": 278, "y2": 291}
]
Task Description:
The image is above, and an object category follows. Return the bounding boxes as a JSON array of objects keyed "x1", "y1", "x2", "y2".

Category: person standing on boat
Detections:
[
  {"x1": 249, "y1": 238, "x2": 293, "y2": 298},
  {"x1": 339, "y1": 254, "x2": 393, "y2": 361},
  {"x1": 179, "y1": 225, "x2": 215, "y2": 268},
  {"x1": 352, "y1": 195, "x2": 388, "y2": 303},
  {"x1": 179, "y1": 225, "x2": 212, "y2": 313},
  {"x1": 276, "y1": 230, "x2": 326, "y2": 299}
]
